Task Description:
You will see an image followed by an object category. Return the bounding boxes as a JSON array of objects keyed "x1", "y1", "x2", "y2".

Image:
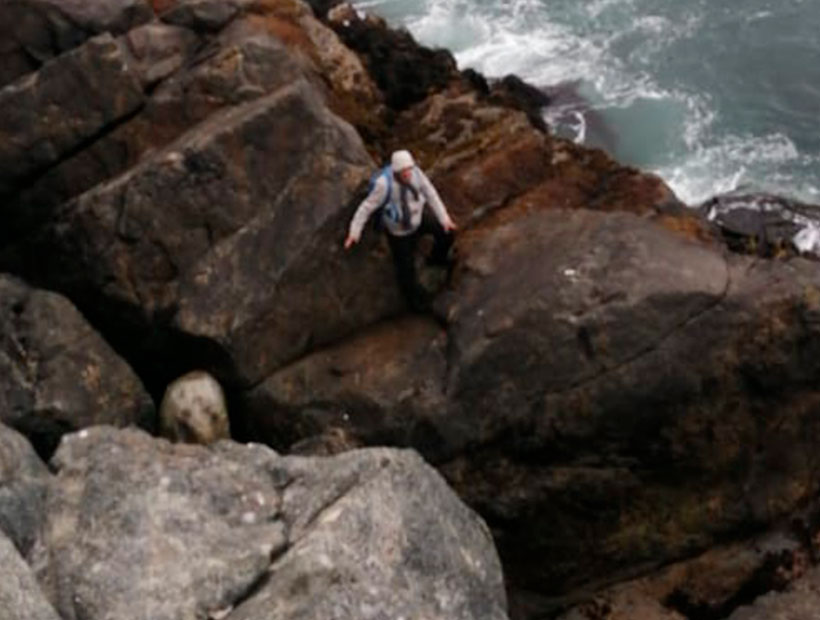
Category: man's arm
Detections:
[
  {"x1": 417, "y1": 169, "x2": 457, "y2": 232},
  {"x1": 345, "y1": 175, "x2": 389, "y2": 249}
]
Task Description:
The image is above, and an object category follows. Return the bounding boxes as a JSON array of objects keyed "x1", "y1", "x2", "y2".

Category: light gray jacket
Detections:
[{"x1": 348, "y1": 167, "x2": 452, "y2": 240}]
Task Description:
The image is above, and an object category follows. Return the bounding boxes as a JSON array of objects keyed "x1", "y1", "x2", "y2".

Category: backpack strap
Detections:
[{"x1": 377, "y1": 166, "x2": 392, "y2": 211}]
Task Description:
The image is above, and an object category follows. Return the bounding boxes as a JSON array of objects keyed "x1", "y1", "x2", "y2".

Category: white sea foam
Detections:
[
  {"x1": 354, "y1": 0, "x2": 820, "y2": 207},
  {"x1": 657, "y1": 132, "x2": 805, "y2": 205}
]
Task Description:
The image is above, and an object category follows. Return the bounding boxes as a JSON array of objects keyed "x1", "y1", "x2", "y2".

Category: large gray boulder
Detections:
[
  {"x1": 0, "y1": 422, "x2": 50, "y2": 555},
  {"x1": 0, "y1": 529, "x2": 61, "y2": 620},
  {"x1": 230, "y1": 441, "x2": 508, "y2": 620},
  {"x1": 0, "y1": 275, "x2": 154, "y2": 456},
  {"x1": 35, "y1": 427, "x2": 288, "y2": 620},
  {"x1": 5, "y1": 79, "x2": 401, "y2": 390},
  {"x1": 32, "y1": 426, "x2": 507, "y2": 620}
]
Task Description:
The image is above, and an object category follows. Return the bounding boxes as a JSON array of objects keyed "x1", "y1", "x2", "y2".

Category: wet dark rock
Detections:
[
  {"x1": 32, "y1": 426, "x2": 507, "y2": 620},
  {"x1": 0, "y1": 422, "x2": 50, "y2": 555},
  {"x1": 0, "y1": 275, "x2": 154, "y2": 457},
  {"x1": 556, "y1": 505, "x2": 820, "y2": 620},
  {"x1": 489, "y1": 74, "x2": 552, "y2": 132},
  {"x1": 462, "y1": 68, "x2": 491, "y2": 96},
  {"x1": 4, "y1": 26, "x2": 309, "y2": 244},
  {"x1": 2, "y1": 81, "x2": 401, "y2": 393},
  {"x1": 700, "y1": 191, "x2": 820, "y2": 256},
  {"x1": 0, "y1": 33, "x2": 144, "y2": 196},
  {"x1": 329, "y1": 10, "x2": 458, "y2": 110},
  {"x1": 304, "y1": 0, "x2": 343, "y2": 19},
  {"x1": 0, "y1": 0, "x2": 152, "y2": 89},
  {"x1": 159, "y1": 0, "x2": 241, "y2": 32},
  {"x1": 39, "y1": 0, "x2": 152, "y2": 35},
  {"x1": 242, "y1": 317, "x2": 451, "y2": 459}
]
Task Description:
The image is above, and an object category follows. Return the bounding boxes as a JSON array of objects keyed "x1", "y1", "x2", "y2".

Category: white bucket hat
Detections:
[{"x1": 390, "y1": 150, "x2": 415, "y2": 171}]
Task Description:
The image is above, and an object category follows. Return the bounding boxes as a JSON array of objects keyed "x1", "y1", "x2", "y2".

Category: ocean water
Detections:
[{"x1": 354, "y1": 0, "x2": 820, "y2": 208}]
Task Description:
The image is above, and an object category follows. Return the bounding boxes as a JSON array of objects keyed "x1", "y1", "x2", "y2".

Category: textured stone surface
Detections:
[
  {"x1": 35, "y1": 428, "x2": 287, "y2": 620},
  {"x1": 243, "y1": 316, "x2": 451, "y2": 458},
  {"x1": 242, "y1": 207, "x2": 820, "y2": 615},
  {"x1": 5, "y1": 26, "x2": 308, "y2": 241},
  {"x1": 0, "y1": 275, "x2": 154, "y2": 456},
  {"x1": 727, "y1": 568, "x2": 820, "y2": 620},
  {"x1": 225, "y1": 444, "x2": 508, "y2": 620},
  {"x1": 5, "y1": 80, "x2": 401, "y2": 391},
  {"x1": 330, "y1": 9, "x2": 457, "y2": 110},
  {"x1": 0, "y1": 422, "x2": 50, "y2": 555},
  {"x1": 441, "y1": 209, "x2": 820, "y2": 606},
  {"x1": 122, "y1": 22, "x2": 199, "y2": 87},
  {"x1": 0, "y1": 0, "x2": 152, "y2": 88},
  {"x1": 0, "y1": 529, "x2": 60, "y2": 620},
  {"x1": 0, "y1": 33, "x2": 144, "y2": 195},
  {"x1": 556, "y1": 517, "x2": 814, "y2": 620},
  {"x1": 159, "y1": 0, "x2": 241, "y2": 31},
  {"x1": 4, "y1": 1, "x2": 820, "y2": 617},
  {"x1": 33, "y1": 426, "x2": 507, "y2": 620}
]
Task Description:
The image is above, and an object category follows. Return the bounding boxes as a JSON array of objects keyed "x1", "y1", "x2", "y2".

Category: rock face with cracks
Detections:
[
  {"x1": 0, "y1": 529, "x2": 61, "y2": 620},
  {"x1": 246, "y1": 207, "x2": 820, "y2": 613},
  {"x1": 31, "y1": 426, "x2": 508, "y2": 620},
  {"x1": 0, "y1": 0, "x2": 153, "y2": 89},
  {"x1": 4, "y1": 79, "x2": 402, "y2": 390},
  {"x1": 5, "y1": 0, "x2": 820, "y2": 617},
  {"x1": 0, "y1": 275, "x2": 154, "y2": 456},
  {"x1": 0, "y1": 422, "x2": 51, "y2": 555},
  {"x1": 0, "y1": 33, "x2": 144, "y2": 196}
]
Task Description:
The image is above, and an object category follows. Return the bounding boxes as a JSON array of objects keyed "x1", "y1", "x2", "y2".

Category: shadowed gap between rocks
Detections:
[
  {"x1": 664, "y1": 507, "x2": 820, "y2": 620},
  {"x1": 514, "y1": 515, "x2": 799, "y2": 620}
]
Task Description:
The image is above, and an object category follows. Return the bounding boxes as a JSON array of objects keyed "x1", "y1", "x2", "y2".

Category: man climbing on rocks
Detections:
[{"x1": 344, "y1": 150, "x2": 457, "y2": 311}]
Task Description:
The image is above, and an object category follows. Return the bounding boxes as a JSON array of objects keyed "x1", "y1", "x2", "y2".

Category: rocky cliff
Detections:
[{"x1": 2, "y1": 0, "x2": 820, "y2": 619}]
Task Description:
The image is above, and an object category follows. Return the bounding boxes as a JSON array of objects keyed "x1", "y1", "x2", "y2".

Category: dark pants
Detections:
[{"x1": 387, "y1": 212, "x2": 454, "y2": 311}]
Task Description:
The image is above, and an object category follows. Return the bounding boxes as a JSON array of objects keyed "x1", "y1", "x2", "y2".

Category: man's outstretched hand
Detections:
[
  {"x1": 443, "y1": 218, "x2": 458, "y2": 234},
  {"x1": 343, "y1": 234, "x2": 357, "y2": 250}
]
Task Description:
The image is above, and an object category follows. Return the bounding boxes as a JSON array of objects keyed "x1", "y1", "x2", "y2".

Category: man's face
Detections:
[{"x1": 396, "y1": 167, "x2": 414, "y2": 184}]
